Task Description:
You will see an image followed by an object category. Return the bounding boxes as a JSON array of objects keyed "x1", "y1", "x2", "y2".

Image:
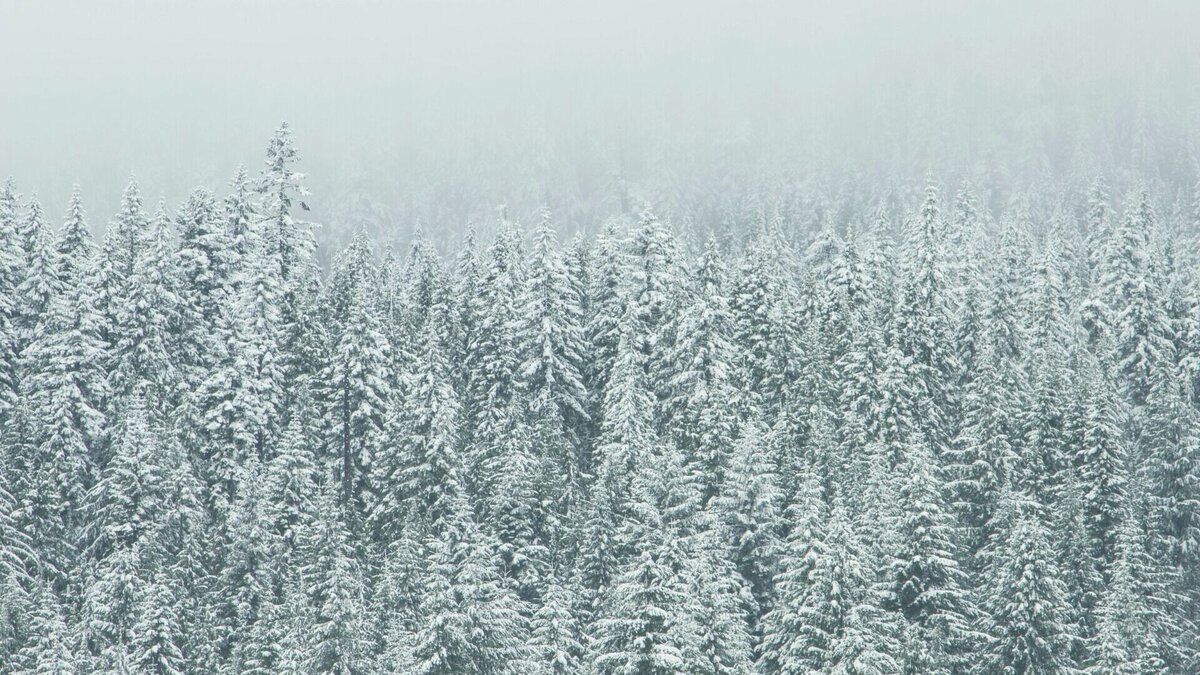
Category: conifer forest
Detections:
[
  {"x1": 4, "y1": 2, "x2": 1200, "y2": 674},
  {"x1": 1, "y1": 120, "x2": 1199, "y2": 673}
]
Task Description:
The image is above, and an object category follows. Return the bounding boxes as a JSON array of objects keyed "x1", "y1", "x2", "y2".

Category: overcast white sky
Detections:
[{"x1": 1, "y1": 0, "x2": 1197, "y2": 236}]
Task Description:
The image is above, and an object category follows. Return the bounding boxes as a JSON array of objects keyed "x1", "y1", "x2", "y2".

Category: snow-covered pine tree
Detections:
[
  {"x1": 110, "y1": 202, "x2": 180, "y2": 408},
  {"x1": 730, "y1": 233, "x2": 793, "y2": 420},
  {"x1": 376, "y1": 298, "x2": 464, "y2": 538},
  {"x1": 627, "y1": 210, "x2": 681, "y2": 384},
  {"x1": 587, "y1": 535, "x2": 701, "y2": 674},
  {"x1": 318, "y1": 261, "x2": 391, "y2": 518},
  {"x1": 95, "y1": 178, "x2": 149, "y2": 378},
  {"x1": 199, "y1": 216, "x2": 287, "y2": 498},
  {"x1": 410, "y1": 494, "x2": 530, "y2": 674},
  {"x1": 519, "y1": 208, "x2": 590, "y2": 504},
  {"x1": 1052, "y1": 468, "x2": 1104, "y2": 666},
  {"x1": 758, "y1": 469, "x2": 829, "y2": 673},
  {"x1": 173, "y1": 187, "x2": 233, "y2": 394},
  {"x1": 584, "y1": 221, "x2": 626, "y2": 430},
  {"x1": 222, "y1": 453, "x2": 282, "y2": 673},
  {"x1": 592, "y1": 304, "x2": 657, "y2": 512},
  {"x1": 947, "y1": 338, "x2": 1026, "y2": 559},
  {"x1": 1140, "y1": 358, "x2": 1200, "y2": 572},
  {"x1": 14, "y1": 195, "x2": 60, "y2": 354},
  {"x1": 129, "y1": 571, "x2": 187, "y2": 674},
  {"x1": 0, "y1": 433, "x2": 35, "y2": 662},
  {"x1": 464, "y1": 219, "x2": 526, "y2": 503},
  {"x1": 0, "y1": 180, "x2": 21, "y2": 421},
  {"x1": 16, "y1": 583, "x2": 78, "y2": 675},
  {"x1": 448, "y1": 224, "x2": 484, "y2": 395},
  {"x1": 265, "y1": 393, "x2": 319, "y2": 556},
  {"x1": 714, "y1": 419, "x2": 783, "y2": 621},
  {"x1": 1023, "y1": 232, "x2": 1077, "y2": 504},
  {"x1": 1106, "y1": 192, "x2": 1174, "y2": 407},
  {"x1": 1089, "y1": 489, "x2": 1190, "y2": 672},
  {"x1": 529, "y1": 577, "x2": 585, "y2": 675},
  {"x1": 663, "y1": 237, "x2": 739, "y2": 503},
  {"x1": 223, "y1": 165, "x2": 257, "y2": 283},
  {"x1": 980, "y1": 489, "x2": 1074, "y2": 674},
  {"x1": 296, "y1": 483, "x2": 372, "y2": 674},
  {"x1": 889, "y1": 433, "x2": 977, "y2": 673},
  {"x1": 256, "y1": 122, "x2": 315, "y2": 293},
  {"x1": 892, "y1": 185, "x2": 957, "y2": 456},
  {"x1": 1073, "y1": 351, "x2": 1131, "y2": 565},
  {"x1": 685, "y1": 528, "x2": 755, "y2": 675}
]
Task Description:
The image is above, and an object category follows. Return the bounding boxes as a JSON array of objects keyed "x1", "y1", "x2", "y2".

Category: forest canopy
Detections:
[{"x1": 0, "y1": 122, "x2": 1199, "y2": 672}]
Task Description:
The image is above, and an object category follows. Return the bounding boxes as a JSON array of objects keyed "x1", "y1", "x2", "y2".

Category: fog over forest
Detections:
[
  {"x1": 5, "y1": 3, "x2": 1200, "y2": 674},
  {"x1": 3, "y1": 0, "x2": 1199, "y2": 252}
]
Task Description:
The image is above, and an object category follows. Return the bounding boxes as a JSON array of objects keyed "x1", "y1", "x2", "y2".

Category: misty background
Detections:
[{"x1": 2, "y1": 0, "x2": 1199, "y2": 253}]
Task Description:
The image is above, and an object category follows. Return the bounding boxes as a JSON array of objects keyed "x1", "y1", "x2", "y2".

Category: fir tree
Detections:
[
  {"x1": 319, "y1": 274, "x2": 391, "y2": 516},
  {"x1": 889, "y1": 435, "x2": 976, "y2": 673},
  {"x1": 410, "y1": 496, "x2": 530, "y2": 674},
  {"x1": 14, "y1": 195, "x2": 60, "y2": 351},
  {"x1": 519, "y1": 209, "x2": 590, "y2": 500},
  {"x1": 663, "y1": 237, "x2": 739, "y2": 503},
  {"x1": 257, "y1": 122, "x2": 315, "y2": 290},
  {"x1": 714, "y1": 419, "x2": 783, "y2": 619},
  {"x1": 981, "y1": 491, "x2": 1074, "y2": 675},
  {"x1": 15, "y1": 583, "x2": 77, "y2": 675},
  {"x1": 298, "y1": 485, "x2": 372, "y2": 674},
  {"x1": 530, "y1": 578, "x2": 585, "y2": 675},
  {"x1": 130, "y1": 572, "x2": 187, "y2": 674},
  {"x1": 377, "y1": 302, "x2": 464, "y2": 537}
]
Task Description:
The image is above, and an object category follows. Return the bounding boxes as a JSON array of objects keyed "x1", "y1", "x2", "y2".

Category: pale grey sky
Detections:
[{"x1": 2, "y1": 0, "x2": 1197, "y2": 241}]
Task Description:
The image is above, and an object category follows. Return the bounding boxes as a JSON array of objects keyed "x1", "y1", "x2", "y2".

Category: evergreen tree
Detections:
[
  {"x1": 584, "y1": 222, "x2": 626, "y2": 428},
  {"x1": 587, "y1": 542, "x2": 700, "y2": 674},
  {"x1": 1052, "y1": 469, "x2": 1104, "y2": 666},
  {"x1": 663, "y1": 237, "x2": 739, "y2": 503},
  {"x1": 981, "y1": 491, "x2": 1074, "y2": 675},
  {"x1": 15, "y1": 583, "x2": 78, "y2": 675},
  {"x1": 298, "y1": 485, "x2": 372, "y2": 674},
  {"x1": 730, "y1": 234, "x2": 794, "y2": 419},
  {"x1": 111, "y1": 203, "x2": 179, "y2": 405},
  {"x1": 1023, "y1": 236, "x2": 1076, "y2": 504},
  {"x1": 759, "y1": 470, "x2": 828, "y2": 674},
  {"x1": 948, "y1": 339, "x2": 1026, "y2": 558},
  {"x1": 627, "y1": 210, "x2": 682, "y2": 391},
  {"x1": 1089, "y1": 494, "x2": 1188, "y2": 672},
  {"x1": 257, "y1": 122, "x2": 315, "y2": 291},
  {"x1": 319, "y1": 274, "x2": 391, "y2": 516},
  {"x1": 14, "y1": 195, "x2": 60, "y2": 351},
  {"x1": 530, "y1": 578, "x2": 584, "y2": 675},
  {"x1": 686, "y1": 534, "x2": 755, "y2": 675},
  {"x1": 1106, "y1": 192, "x2": 1173, "y2": 406},
  {"x1": 376, "y1": 302, "x2": 464, "y2": 537},
  {"x1": 593, "y1": 310, "x2": 656, "y2": 510},
  {"x1": 464, "y1": 219, "x2": 525, "y2": 502},
  {"x1": 1074, "y1": 353, "x2": 1130, "y2": 564},
  {"x1": 519, "y1": 209, "x2": 590, "y2": 500},
  {"x1": 714, "y1": 419, "x2": 783, "y2": 618},
  {"x1": 174, "y1": 186, "x2": 233, "y2": 393},
  {"x1": 892, "y1": 185, "x2": 957, "y2": 454},
  {"x1": 224, "y1": 164, "x2": 258, "y2": 281},
  {"x1": 889, "y1": 435, "x2": 976, "y2": 673},
  {"x1": 1141, "y1": 363, "x2": 1200, "y2": 571},
  {"x1": 96, "y1": 178, "x2": 150, "y2": 377},
  {"x1": 0, "y1": 179, "x2": 20, "y2": 420},
  {"x1": 222, "y1": 454, "x2": 282, "y2": 673},
  {"x1": 130, "y1": 573, "x2": 187, "y2": 674},
  {"x1": 410, "y1": 496, "x2": 530, "y2": 674}
]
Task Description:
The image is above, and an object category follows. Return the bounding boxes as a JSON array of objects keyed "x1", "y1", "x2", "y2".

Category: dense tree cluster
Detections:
[{"x1": 2, "y1": 125, "x2": 1200, "y2": 673}]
